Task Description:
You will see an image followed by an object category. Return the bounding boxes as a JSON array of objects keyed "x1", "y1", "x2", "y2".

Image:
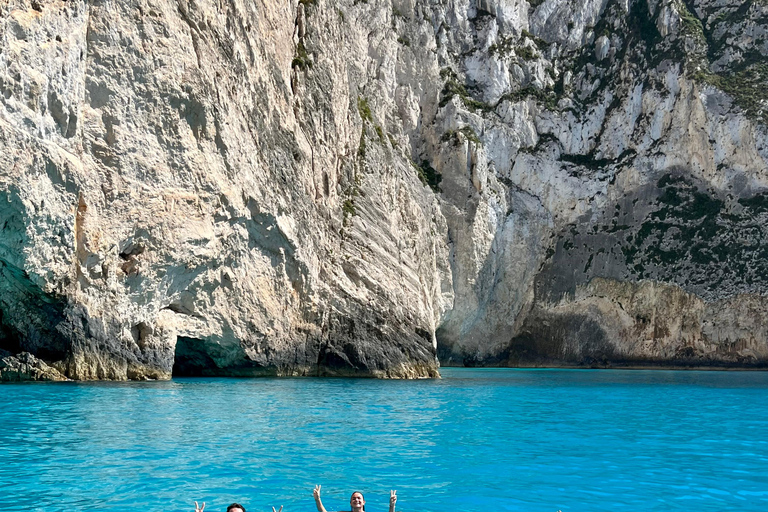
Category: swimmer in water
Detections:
[
  {"x1": 194, "y1": 501, "x2": 283, "y2": 512},
  {"x1": 312, "y1": 485, "x2": 396, "y2": 512}
]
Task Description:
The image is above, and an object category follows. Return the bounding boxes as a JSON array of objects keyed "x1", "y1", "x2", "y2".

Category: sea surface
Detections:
[{"x1": 1, "y1": 368, "x2": 767, "y2": 512}]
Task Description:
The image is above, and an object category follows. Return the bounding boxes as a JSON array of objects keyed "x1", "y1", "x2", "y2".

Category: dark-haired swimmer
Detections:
[
  {"x1": 194, "y1": 501, "x2": 283, "y2": 512},
  {"x1": 313, "y1": 485, "x2": 396, "y2": 512}
]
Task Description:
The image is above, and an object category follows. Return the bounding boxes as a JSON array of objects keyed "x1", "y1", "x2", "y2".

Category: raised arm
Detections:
[
  {"x1": 389, "y1": 490, "x2": 396, "y2": 512},
  {"x1": 314, "y1": 485, "x2": 328, "y2": 512}
]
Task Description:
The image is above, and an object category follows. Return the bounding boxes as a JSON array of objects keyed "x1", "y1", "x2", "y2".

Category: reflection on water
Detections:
[{"x1": 1, "y1": 369, "x2": 768, "y2": 512}]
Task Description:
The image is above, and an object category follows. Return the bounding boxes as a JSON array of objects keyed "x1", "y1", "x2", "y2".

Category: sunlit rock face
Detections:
[
  {"x1": 0, "y1": 0, "x2": 448, "y2": 380},
  {"x1": 0, "y1": 0, "x2": 766, "y2": 380}
]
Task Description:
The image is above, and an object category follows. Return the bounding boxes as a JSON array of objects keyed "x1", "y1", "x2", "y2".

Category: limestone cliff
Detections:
[{"x1": 0, "y1": 0, "x2": 766, "y2": 380}]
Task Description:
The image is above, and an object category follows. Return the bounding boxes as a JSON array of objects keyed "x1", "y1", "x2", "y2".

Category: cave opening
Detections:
[
  {"x1": 0, "y1": 308, "x2": 21, "y2": 356},
  {"x1": 0, "y1": 259, "x2": 72, "y2": 362},
  {"x1": 172, "y1": 336, "x2": 218, "y2": 376},
  {"x1": 434, "y1": 326, "x2": 460, "y2": 366},
  {"x1": 0, "y1": 303, "x2": 70, "y2": 361}
]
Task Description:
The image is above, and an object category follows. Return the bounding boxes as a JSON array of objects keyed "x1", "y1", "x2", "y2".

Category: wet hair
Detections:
[
  {"x1": 350, "y1": 491, "x2": 365, "y2": 511},
  {"x1": 227, "y1": 504, "x2": 246, "y2": 512}
]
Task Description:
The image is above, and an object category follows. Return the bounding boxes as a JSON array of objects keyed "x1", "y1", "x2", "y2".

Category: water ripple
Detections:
[{"x1": 1, "y1": 370, "x2": 767, "y2": 511}]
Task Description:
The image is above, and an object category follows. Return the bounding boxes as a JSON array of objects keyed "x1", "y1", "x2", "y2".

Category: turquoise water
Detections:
[{"x1": 1, "y1": 368, "x2": 767, "y2": 512}]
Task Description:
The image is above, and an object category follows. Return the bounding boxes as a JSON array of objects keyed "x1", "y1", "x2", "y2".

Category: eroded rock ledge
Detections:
[{"x1": 0, "y1": 351, "x2": 68, "y2": 382}]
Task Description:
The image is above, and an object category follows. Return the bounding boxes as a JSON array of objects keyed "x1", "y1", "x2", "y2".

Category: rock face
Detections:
[
  {"x1": 0, "y1": 0, "x2": 766, "y2": 380},
  {"x1": 0, "y1": 351, "x2": 68, "y2": 381}
]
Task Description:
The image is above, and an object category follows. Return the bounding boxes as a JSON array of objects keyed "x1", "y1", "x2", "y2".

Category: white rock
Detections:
[{"x1": 595, "y1": 35, "x2": 610, "y2": 61}]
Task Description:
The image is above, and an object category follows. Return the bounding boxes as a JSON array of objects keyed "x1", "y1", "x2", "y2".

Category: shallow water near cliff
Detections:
[{"x1": 1, "y1": 368, "x2": 767, "y2": 512}]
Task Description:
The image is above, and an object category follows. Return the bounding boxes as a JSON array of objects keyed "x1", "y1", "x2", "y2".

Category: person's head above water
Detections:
[
  {"x1": 194, "y1": 502, "x2": 246, "y2": 512},
  {"x1": 194, "y1": 500, "x2": 281, "y2": 512},
  {"x1": 349, "y1": 492, "x2": 365, "y2": 512}
]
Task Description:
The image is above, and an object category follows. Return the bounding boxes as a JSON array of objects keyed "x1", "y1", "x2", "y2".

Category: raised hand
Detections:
[
  {"x1": 313, "y1": 485, "x2": 327, "y2": 512},
  {"x1": 194, "y1": 501, "x2": 205, "y2": 512},
  {"x1": 390, "y1": 490, "x2": 397, "y2": 505},
  {"x1": 272, "y1": 506, "x2": 283, "y2": 512}
]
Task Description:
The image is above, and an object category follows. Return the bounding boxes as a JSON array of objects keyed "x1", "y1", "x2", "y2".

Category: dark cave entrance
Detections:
[
  {"x1": 172, "y1": 336, "x2": 218, "y2": 376},
  {"x1": 0, "y1": 303, "x2": 70, "y2": 361},
  {"x1": 434, "y1": 326, "x2": 462, "y2": 366},
  {"x1": 0, "y1": 257, "x2": 72, "y2": 362},
  {"x1": 0, "y1": 308, "x2": 22, "y2": 355}
]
